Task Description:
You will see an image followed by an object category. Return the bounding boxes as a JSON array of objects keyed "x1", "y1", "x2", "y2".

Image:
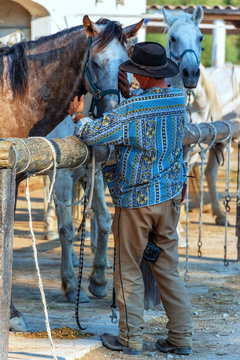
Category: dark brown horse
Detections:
[{"x1": 0, "y1": 16, "x2": 143, "y2": 331}]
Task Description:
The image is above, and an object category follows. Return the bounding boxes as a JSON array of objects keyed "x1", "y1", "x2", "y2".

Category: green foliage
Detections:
[{"x1": 201, "y1": 34, "x2": 212, "y2": 67}]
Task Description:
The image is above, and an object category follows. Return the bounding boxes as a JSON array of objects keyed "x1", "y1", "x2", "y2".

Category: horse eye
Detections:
[
  {"x1": 91, "y1": 60, "x2": 100, "y2": 69},
  {"x1": 170, "y1": 35, "x2": 176, "y2": 43}
]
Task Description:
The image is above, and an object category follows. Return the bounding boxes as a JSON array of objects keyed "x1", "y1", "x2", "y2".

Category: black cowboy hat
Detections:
[{"x1": 119, "y1": 41, "x2": 179, "y2": 78}]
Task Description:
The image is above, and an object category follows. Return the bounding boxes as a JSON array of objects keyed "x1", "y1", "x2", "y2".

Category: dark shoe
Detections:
[
  {"x1": 101, "y1": 333, "x2": 142, "y2": 356},
  {"x1": 156, "y1": 338, "x2": 192, "y2": 355}
]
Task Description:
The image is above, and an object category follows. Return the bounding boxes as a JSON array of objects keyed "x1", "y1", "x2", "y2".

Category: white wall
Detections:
[
  {"x1": 0, "y1": 0, "x2": 31, "y2": 42},
  {"x1": 31, "y1": 0, "x2": 146, "y2": 41}
]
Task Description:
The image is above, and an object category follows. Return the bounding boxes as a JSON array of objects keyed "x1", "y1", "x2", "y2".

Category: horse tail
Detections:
[{"x1": 0, "y1": 42, "x2": 28, "y2": 96}]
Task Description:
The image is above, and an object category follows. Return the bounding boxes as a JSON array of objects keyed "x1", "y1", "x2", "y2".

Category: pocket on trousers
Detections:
[
  {"x1": 171, "y1": 195, "x2": 182, "y2": 227},
  {"x1": 172, "y1": 193, "x2": 182, "y2": 209}
]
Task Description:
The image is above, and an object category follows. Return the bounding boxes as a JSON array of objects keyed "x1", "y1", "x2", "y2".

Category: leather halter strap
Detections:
[
  {"x1": 82, "y1": 36, "x2": 121, "y2": 118},
  {"x1": 170, "y1": 47, "x2": 200, "y2": 67}
]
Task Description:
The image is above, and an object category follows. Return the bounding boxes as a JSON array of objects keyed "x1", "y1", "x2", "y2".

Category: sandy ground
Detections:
[{"x1": 9, "y1": 145, "x2": 240, "y2": 360}]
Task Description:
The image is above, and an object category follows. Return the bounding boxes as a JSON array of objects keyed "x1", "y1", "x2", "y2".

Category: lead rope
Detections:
[
  {"x1": 26, "y1": 179, "x2": 58, "y2": 360},
  {"x1": 183, "y1": 124, "x2": 201, "y2": 284},
  {"x1": 24, "y1": 137, "x2": 58, "y2": 360},
  {"x1": 197, "y1": 124, "x2": 217, "y2": 257}
]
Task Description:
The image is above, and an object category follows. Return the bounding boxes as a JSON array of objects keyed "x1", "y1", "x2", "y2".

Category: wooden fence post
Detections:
[{"x1": 0, "y1": 169, "x2": 16, "y2": 360}]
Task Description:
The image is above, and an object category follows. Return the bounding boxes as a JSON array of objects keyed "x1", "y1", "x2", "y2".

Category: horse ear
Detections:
[
  {"x1": 192, "y1": 5, "x2": 204, "y2": 26},
  {"x1": 123, "y1": 19, "x2": 144, "y2": 38},
  {"x1": 162, "y1": 6, "x2": 176, "y2": 27},
  {"x1": 83, "y1": 15, "x2": 101, "y2": 38}
]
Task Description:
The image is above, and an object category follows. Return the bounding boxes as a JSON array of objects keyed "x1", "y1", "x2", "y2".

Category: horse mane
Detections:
[
  {"x1": 199, "y1": 64, "x2": 222, "y2": 121},
  {"x1": 0, "y1": 42, "x2": 28, "y2": 96},
  {"x1": 0, "y1": 25, "x2": 83, "y2": 96},
  {"x1": 93, "y1": 18, "x2": 127, "y2": 54}
]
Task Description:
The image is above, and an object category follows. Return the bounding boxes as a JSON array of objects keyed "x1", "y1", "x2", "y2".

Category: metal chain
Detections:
[
  {"x1": 111, "y1": 246, "x2": 118, "y2": 323},
  {"x1": 223, "y1": 123, "x2": 232, "y2": 266},
  {"x1": 184, "y1": 149, "x2": 191, "y2": 284},
  {"x1": 183, "y1": 124, "x2": 201, "y2": 284},
  {"x1": 186, "y1": 89, "x2": 194, "y2": 123},
  {"x1": 75, "y1": 184, "x2": 88, "y2": 330},
  {"x1": 197, "y1": 124, "x2": 217, "y2": 257}
]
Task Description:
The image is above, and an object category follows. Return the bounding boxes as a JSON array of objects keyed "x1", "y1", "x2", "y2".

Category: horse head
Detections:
[
  {"x1": 82, "y1": 16, "x2": 143, "y2": 117},
  {"x1": 162, "y1": 5, "x2": 204, "y2": 89}
]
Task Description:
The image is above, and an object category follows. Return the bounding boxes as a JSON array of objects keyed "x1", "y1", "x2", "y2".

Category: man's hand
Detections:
[
  {"x1": 118, "y1": 70, "x2": 131, "y2": 99},
  {"x1": 68, "y1": 95, "x2": 85, "y2": 123}
]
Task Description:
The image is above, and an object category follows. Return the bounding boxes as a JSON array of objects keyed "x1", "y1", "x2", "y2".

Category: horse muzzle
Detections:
[{"x1": 181, "y1": 66, "x2": 200, "y2": 89}]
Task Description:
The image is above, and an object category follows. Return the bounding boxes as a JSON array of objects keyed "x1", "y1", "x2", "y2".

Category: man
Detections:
[{"x1": 68, "y1": 42, "x2": 193, "y2": 356}]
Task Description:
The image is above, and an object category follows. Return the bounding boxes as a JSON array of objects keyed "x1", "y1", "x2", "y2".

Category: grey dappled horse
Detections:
[
  {"x1": 162, "y1": 5, "x2": 234, "y2": 227},
  {"x1": 44, "y1": 19, "x2": 143, "y2": 304},
  {"x1": 8, "y1": 16, "x2": 142, "y2": 331}
]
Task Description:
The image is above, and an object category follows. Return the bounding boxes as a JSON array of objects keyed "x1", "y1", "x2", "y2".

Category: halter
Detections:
[
  {"x1": 169, "y1": 46, "x2": 200, "y2": 68},
  {"x1": 82, "y1": 36, "x2": 121, "y2": 118}
]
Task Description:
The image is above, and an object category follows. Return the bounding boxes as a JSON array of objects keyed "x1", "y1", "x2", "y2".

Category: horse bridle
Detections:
[
  {"x1": 82, "y1": 36, "x2": 121, "y2": 118},
  {"x1": 169, "y1": 43, "x2": 200, "y2": 68}
]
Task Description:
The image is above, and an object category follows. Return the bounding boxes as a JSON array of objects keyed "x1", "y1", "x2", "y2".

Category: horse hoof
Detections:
[
  {"x1": 66, "y1": 289, "x2": 90, "y2": 303},
  {"x1": 88, "y1": 280, "x2": 108, "y2": 298},
  {"x1": 9, "y1": 316, "x2": 29, "y2": 332},
  {"x1": 215, "y1": 216, "x2": 229, "y2": 226}
]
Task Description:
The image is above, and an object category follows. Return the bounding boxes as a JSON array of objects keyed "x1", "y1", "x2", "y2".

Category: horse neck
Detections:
[
  {"x1": 27, "y1": 27, "x2": 88, "y2": 136},
  {"x1": 165, "y1": 43, "x2": 188, "y2": 104}
]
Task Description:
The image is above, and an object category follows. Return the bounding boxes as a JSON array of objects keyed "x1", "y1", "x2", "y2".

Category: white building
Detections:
[{"x1": 0, "y1": 0, "x2": 146, "y2": 45}]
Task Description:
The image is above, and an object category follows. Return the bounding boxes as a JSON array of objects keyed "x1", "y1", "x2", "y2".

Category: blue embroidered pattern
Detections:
[{"x1": 74, "y1": 87, "x2": 186, "y2": 208}]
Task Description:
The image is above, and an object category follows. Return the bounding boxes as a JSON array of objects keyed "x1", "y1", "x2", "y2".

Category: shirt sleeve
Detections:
[{"x1": 74, "y1": 111, "x2": 124, "y2": 146}]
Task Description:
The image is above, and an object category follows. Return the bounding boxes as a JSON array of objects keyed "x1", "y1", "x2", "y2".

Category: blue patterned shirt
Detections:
[{"x1": 74, "y1": 87, "x2": 186, "y2": 208}]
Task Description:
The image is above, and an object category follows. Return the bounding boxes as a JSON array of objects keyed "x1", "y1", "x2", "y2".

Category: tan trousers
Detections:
[{"x1": 112, "y1": 194, "x2": 193, "y2": 350}]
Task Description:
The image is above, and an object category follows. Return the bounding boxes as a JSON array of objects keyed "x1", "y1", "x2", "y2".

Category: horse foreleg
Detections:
[
  {"x1": 43, "y1": 175, "x2": 58, "y2": 240},
  {"x1": 90, "y1": 216, "x2": 98, "y2": 254},
  {"x1": 88, "y1": 171, "x2": 111, "y2": 298},
  {"x1": 55, "y1": 169, "x2": 89, "y2": 303},
  {"x1": 90, "y1": 216, "x2": 112, "y2": 268},
  {"x1": 205, "y1": 145, "x2": 226, "y2": 225}
]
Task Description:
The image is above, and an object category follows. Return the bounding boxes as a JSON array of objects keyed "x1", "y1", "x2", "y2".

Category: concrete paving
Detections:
[
  {"x1": 8, "y1": 309, "x2": 161, "y2": 360},
  {"x1": 8, "y1": 334, "x2": 101, "y2": 360}
]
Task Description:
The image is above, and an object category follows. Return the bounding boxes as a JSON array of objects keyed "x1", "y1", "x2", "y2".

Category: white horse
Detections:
[
  {"x1": 44, "y1": 19, "x2": 143, "y2": 303},
  {"x1": 162, "y1": 5, "x2": 235, "y2": 227},
  {"x1": 162, "y1": 5, "x2": 204, "y2": 97}
]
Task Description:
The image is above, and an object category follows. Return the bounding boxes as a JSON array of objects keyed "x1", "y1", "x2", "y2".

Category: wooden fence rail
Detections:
[
  {"x1": 0, "y1": 119, "x2": 240, "y2": 173},
  {"x1": 1, "y1": 118, "x2": 240, "y2": 360}
]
